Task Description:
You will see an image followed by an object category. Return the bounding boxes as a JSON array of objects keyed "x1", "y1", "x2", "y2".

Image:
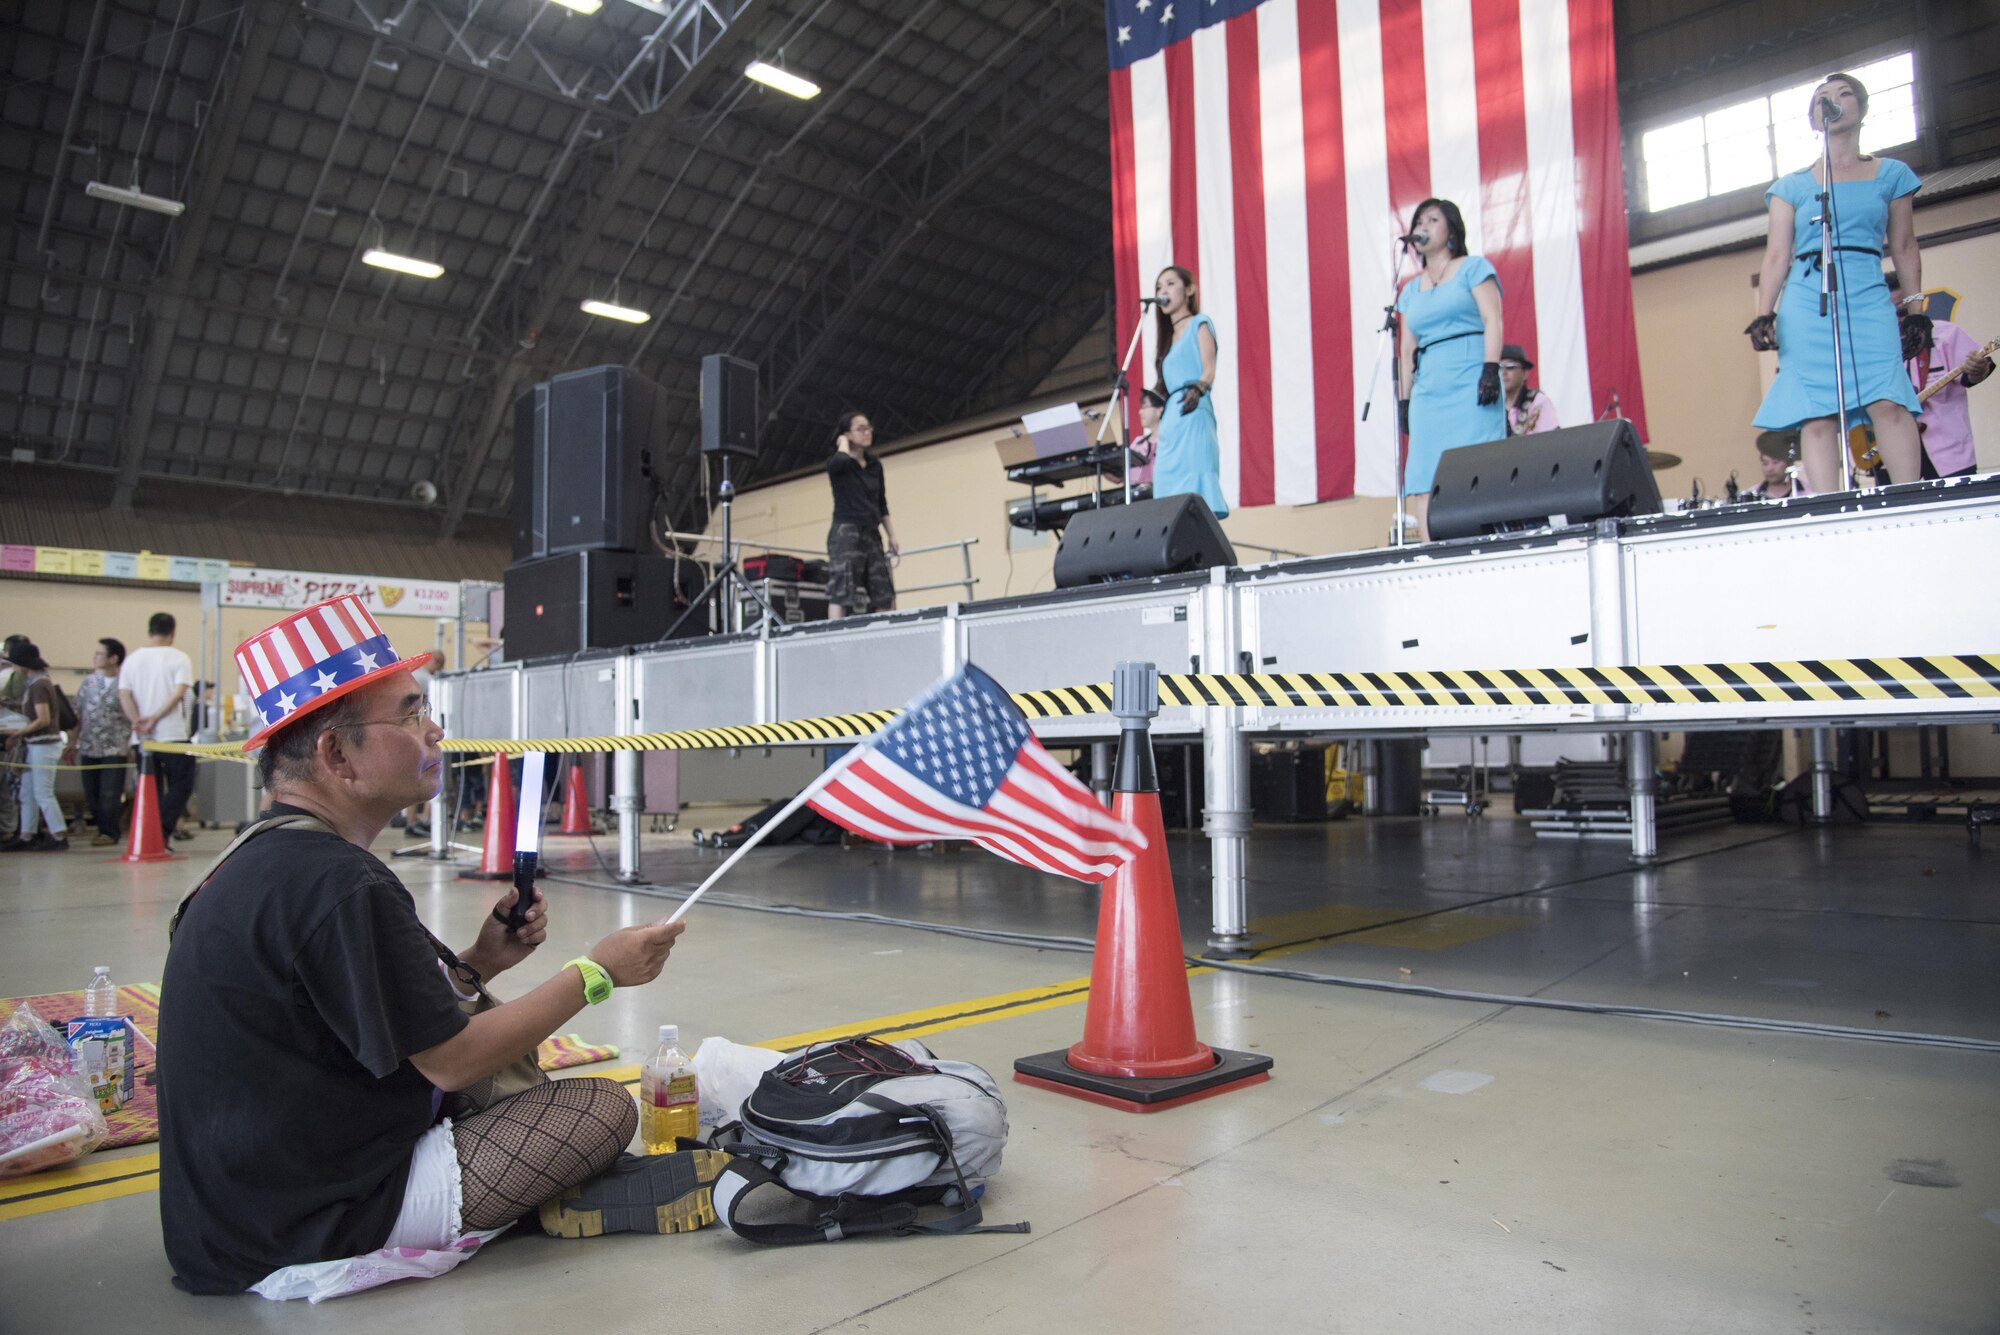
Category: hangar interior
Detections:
[{"x1": 3, "y1": 1, "x2": 1999, "y2": 1331}]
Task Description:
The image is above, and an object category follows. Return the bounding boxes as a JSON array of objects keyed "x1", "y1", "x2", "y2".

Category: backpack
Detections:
[
  {"x1": 52, "y1": 684, "x2": 78, "y2": 734},
  {"x1": 708, "y1": 1036, "x2": 1028, "y2": 1245}
]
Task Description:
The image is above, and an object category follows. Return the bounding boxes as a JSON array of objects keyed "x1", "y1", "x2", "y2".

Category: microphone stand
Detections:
[
  {"x1": 1359, "y1": 240, "x2": 1418, "y2": 547},
  {"x1": 1815, "y1": 109, "x2": 1857, "y2": 492},
  {"x1": 1097, "y1": 299, "x2": 1153, "y2": 507}
]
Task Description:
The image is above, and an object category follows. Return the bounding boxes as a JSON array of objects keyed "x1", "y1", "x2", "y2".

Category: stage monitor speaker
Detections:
[
  {"x1": 700, "y1": 353, "x2": 758, "y2": 457},
  {"x1": 1426, "y1": 418, "x2": 1662, "y2": 541},
  {"x1": 502, "y1": 549, "x2": 707, "y2": 661},
  {"x1": 510, "y1": 383, "x2": 549, "y2": 562},
  {"x1": 540, "y1": 364, "x2": 668, "y2": 556},
  {"x1": 1052, "y1": 493, "x2": 1236, "y2": 588}
]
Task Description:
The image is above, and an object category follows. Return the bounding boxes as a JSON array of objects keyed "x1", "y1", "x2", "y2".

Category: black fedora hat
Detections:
[{"x1": 1499, "y1": 344, "x2": 1533, "y2": 369}]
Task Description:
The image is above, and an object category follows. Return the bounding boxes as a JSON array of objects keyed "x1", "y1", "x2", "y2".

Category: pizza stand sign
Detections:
[{"x1": 219, "y1": 567, "x2": 461, "y2": 620}]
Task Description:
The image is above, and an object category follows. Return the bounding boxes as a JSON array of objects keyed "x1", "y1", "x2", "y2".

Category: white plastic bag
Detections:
[
  {"x1": 0, "y1": 1002, "x2": 109, "y2": 1176},
  {"x1": 247, "y1": 1232, "x2": 506, "y2": 1304},
  {"x1": 692, "y1": 1035, "x2": 784, "y2": 1133}
]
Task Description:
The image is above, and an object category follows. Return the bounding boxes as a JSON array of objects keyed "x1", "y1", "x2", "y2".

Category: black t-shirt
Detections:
[
  {"x1": 826, "y1": 449, "x2": 889, "y2": 528},
  {"x1": 157, "y1": 804, "x2": 468, "y2": 1293}
]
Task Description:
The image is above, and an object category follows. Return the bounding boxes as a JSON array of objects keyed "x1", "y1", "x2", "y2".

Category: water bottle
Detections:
[
  {"x1": 83, "y1": 966, "x2": 117, "y2": 1017},
  {"x1": 640, "y1": 1025, "x2": 700, "y2": 1153}
]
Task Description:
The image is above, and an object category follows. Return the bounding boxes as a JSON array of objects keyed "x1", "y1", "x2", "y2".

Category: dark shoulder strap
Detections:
[{"x1": 167, "y1": 813, "x2": 335, "y2": 944}]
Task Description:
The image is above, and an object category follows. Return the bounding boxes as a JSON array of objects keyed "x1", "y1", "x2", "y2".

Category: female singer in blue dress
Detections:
[
  {"x1": 1395, "y1": 199, "x2": 1504, "y2": 542},
  {"x1": 1748, "y1": 72, "x2": 1924, "y2": 491},
  {"x1": 1151, "y1": 265, "x2": 1229, "y2": 518}
]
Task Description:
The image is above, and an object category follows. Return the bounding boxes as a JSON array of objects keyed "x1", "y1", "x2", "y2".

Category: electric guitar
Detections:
[{"x1": 1848, "y1": 335, "x2": 1997, "y2": 470}]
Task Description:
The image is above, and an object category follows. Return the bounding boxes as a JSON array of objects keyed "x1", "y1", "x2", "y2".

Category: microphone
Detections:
[
  {"x1": 1818, "y1": 95, "x2": 1842, "y2": 125},
  {"x1": 1139, "y1": 296, "x2": 1164, "y2": 305},
  {"x1": 1399, "y1": 230, "x2": 1429, "y2": 246}
]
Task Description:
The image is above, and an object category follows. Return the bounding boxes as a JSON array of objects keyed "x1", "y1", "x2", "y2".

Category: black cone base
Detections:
[{"x1": 1013, "y1": 1046, "x2": 1272, "y2": 1113}]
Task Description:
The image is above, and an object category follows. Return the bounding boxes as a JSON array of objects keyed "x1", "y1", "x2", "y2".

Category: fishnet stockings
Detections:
[{"x1": 452, "y1": 1077, "x2": 636, "y2": 1230}]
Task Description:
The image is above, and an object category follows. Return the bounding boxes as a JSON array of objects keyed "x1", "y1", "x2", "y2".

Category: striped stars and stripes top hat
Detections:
[{"x1": 234, "y1": 595, "x2": 432, "y2": 752}]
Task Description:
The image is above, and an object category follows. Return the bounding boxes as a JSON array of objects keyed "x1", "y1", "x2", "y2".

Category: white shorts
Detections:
[{"x1": 250, "y1": 1119, "x2": 508, "y2": 1304}]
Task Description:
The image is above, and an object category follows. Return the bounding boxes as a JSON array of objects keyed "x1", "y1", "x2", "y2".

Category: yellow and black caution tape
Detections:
[{"x1": 138, "y1": 653, "x2": 2000, "y2": 761}]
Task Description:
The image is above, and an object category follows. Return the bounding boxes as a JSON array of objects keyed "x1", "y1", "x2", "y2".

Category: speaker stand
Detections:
[{"x1": 658, "y1": 453, "x2": 783, "y2": 641}]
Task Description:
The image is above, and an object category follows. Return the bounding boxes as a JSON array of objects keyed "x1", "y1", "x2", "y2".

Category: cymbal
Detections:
[{"x1": 1645, "y1": 449, "x2": 1682, "y2": 470}]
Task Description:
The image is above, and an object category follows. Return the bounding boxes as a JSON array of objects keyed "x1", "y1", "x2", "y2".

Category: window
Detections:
[{"x1": 1640, "y1": 51, "x2": 1917, "y2": 212}]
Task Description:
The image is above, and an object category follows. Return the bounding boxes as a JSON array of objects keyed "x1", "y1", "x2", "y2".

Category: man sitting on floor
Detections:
[{"x1": 158, "y1": 596, "x2": 722, "y2": 1297}]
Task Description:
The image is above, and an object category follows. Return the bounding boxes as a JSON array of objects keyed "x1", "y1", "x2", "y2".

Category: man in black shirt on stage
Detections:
[{"x1": 825, "y1": 410, "x2": 899, "y2": 619}]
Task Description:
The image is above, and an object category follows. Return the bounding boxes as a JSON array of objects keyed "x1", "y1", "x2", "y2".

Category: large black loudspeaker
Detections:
[
  {"x1": 700, "y1": 353, "x2": 758, "y2": 457},
  {"x1": 537, "y1": 365, "x2": 668, "y2": 556},
  {"x1": 1426, "y1": 418, "x2": 1662, "y2": 540},
  {"x1": 502, "y1": 549, "x2": 706, "y2": 661},
  {"x1": 1053, "y1": 493, "x2": 1237, "y2": 588},
  {"x1": 510, "y1": 384, "x2": 548, "y2": 562}
]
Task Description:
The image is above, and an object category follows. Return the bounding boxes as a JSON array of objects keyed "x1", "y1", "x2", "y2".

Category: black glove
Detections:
[
  {"x1": 1744, "y1": 314, "x2": 1777, "y2": 352},
  {"x1": 1476, "y1": 362, "x2": 1501, "y2": 406},
  {"x1": 1179, "y1": 383, "x2": 1206, "y2": 415},
  {"x1": 1397, "y1": 398, "x2": 1411, "y2": 436},
  {"x1": 1899, "y1": 310, "x2": 1933, "y2": 362}
]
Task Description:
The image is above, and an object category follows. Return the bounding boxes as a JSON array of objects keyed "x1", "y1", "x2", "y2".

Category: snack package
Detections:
[
  {"x1": 66, "y1": 1017, "x2": 137, "y2": 1113},
  {"x1": 0, "y1": 1002, "x2": 110, "y2": 1176}
]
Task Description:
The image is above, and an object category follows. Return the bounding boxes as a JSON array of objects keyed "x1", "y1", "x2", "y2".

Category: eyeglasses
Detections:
[
  {"x1": 1499, "y1": 363, "x2": 1525, "y2": 371},
  {"x1": 333, "y1": 700, "x2": 434, "y2": 732}
]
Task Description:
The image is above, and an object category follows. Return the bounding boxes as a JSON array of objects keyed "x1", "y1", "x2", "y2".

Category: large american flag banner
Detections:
[
  {"x1": 808, "y1": 665, "x2": 1148, "y2": 882},
  {"x1": 1107, "y1": 0, "x2": 1649, "y2": 505}
]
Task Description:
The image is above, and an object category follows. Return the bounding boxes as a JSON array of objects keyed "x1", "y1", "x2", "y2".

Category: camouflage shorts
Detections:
[{"x1": 825, "y1": 522, "x2": 895, "y2": 614}]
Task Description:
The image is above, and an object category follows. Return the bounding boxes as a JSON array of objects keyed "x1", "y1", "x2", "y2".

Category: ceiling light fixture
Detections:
[
  {"x1": 580, "y1": 298, "x2": 650, "y2": 324},
  {"x1": 549, "y1": 0, "x2": 604, "y2": 13},
  {"x1": 745, "y1": 60, "x2": 821, "y2": 100},
  {"x1": 362, "y1": 248, "x2": 445, "y2": 279},
  {"x1": 83, "y1": 181, "x2": 185, "y2": 216}
]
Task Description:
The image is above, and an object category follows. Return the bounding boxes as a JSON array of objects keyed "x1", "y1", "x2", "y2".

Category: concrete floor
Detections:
[{"x1": 3, "y1": 804, "x2": 1998, "y2": 1332}]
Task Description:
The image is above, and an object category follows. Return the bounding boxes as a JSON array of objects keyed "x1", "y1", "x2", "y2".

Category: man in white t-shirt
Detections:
[{"x1": 120, "y1": 611, "x2": 196, "y2": 840}]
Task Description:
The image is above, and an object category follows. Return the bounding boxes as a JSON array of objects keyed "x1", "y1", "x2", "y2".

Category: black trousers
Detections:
[
  {"x1": 79, "y1": 755, "x2": 127, "y2": 838},
  {"x1": 135, "y1": 748, "x2": 197, "y2": 833}
]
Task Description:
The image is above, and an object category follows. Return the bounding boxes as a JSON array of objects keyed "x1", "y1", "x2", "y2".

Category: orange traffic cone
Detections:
[
  {"x1": 1014, "y1": 662, "x2": 1272, "y2": 1112},
  {"x1": 458, "y1": 753, "x2": 517, "y2": 880},
  {"x1": 113, "y1": 752, "x2": 183, "y2": 864},
  {"x1": 557, "y1": 761, "x2": 596, "y2": 835}
]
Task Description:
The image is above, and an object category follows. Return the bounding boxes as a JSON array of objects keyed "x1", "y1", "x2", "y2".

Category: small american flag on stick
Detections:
[{"x1": 808, "y1": 664, "x2": 1147, "y2": 882}]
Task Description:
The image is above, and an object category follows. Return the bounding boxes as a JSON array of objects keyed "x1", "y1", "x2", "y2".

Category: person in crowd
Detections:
[
  {"x1": 1500, "y1": 345, "x2": 1559, "y2": 435},
  {"x1": 159, "y1": 598, "x2": 721, "y2": 1297},
  {"x1": 1126, "y1": 387, "x2": 1165, "y2": 493},
  {"x1": 1151, "y1": 265, "x2": 1229, "y2": 518},
  {"x1": 1742, "y1": 432, "x2": 1812, "y2": 501},
  {"x1": 75, "y1": 637, "x2": 130, "y2": 846},
  {"x1": 120, "y1": 611, "x2": 196, "y2": 840},
  {"x1": 825, "y1": 410, "x2": 898, "y2": 620},
  {"x1": 1748, "y1": 72, "x2": 1924, "y2": 492},
  {"x1": 1396, "y1": 198, "x2": 1505, "y2": 541},
  {"x1": 0, "y1": 634, "x2": 28, "y2": 843},
  {"x1": 1, "y1": 640, "x2": 70, "y2": 851},
  {"x1": 1887, "y1": 272, "x2": 1993, "y2": 479}
]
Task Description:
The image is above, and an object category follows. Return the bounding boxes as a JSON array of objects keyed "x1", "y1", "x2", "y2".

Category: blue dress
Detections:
[
  {"x1": 1396, "y1": 256, "x2": 1506, "y2": 495},
  {"x1": 1754, "y1": 158, "x2": 1922, "y2": 430},
  {"x1": 1155, "y1": 313, "x2": 1229, "y2": 518}
]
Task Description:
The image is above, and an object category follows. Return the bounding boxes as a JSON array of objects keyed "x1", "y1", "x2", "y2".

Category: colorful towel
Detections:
[{"x1": 1, "y1": 987, "x2": 619, "y2": 1152}]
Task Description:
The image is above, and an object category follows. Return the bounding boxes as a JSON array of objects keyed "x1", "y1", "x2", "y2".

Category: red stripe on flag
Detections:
[
  {"x1": 1297, "y1": 0, "x2": 1354, "y2": 501},
  {"x1": 1379, "y1": 0, "x2": 1432, "y2": 230},
  {"x1": 836, "y1": 761, "x2": 1111, "y2": 877},
  {"x1": 1471, "y1": 0, "x2": 1537, "y2": 368},
  {"x1": 819, "y1": 772, "x2": 1079, "y2": 880},
  {"x1": 1226, "y1": 13, "x2": 1274, "y2": 508},
  {"x1": 1109, "y1": 65, "x2": 1144, "y2": 446},
  {"x1": 1165, "y1": 37, "x2": 1200, "y2": 281},
  {"x1": 1566, "y1": 0, "x2": 1647, "y2": 435}
]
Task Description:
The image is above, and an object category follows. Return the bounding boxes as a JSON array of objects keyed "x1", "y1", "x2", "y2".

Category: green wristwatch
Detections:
[{"x1": 566, "y1": 956, "x2": 613, "y2": 1006}]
